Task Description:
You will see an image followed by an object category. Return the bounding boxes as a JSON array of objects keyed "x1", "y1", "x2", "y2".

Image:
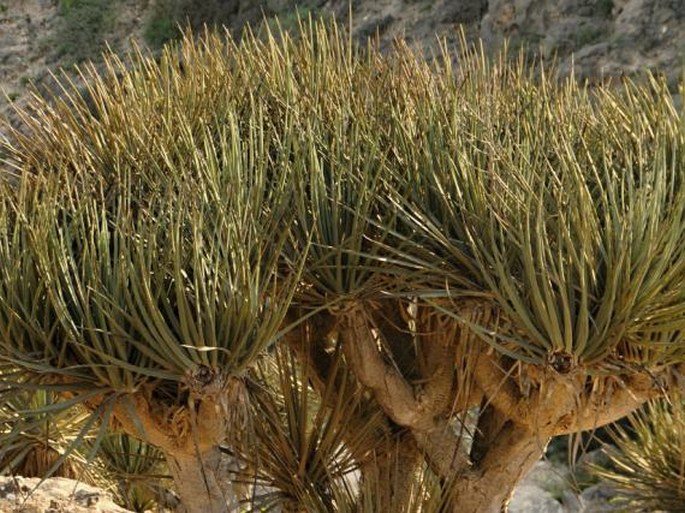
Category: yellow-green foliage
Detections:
[
  {"x1": 2, "y1": 18, "x2": 684, "y2": 408},
  {"x1": 94, "y1": 433, "x2": 169, "y2": 512},
  {"x1": 592, "y1": 399, "x2": 685, "y2": 512},
  {"x1": 0, "y1": 21, "x2": 683, "y2": 512},
  {"x1": 0, "y1": 388, "x2": 92, "y2": 479}
]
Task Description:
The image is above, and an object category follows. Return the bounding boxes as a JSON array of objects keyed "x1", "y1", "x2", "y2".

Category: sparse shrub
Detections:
[
  {"x1": 261, "y1": 5, "x2": 317, "y2": 36},
  {"x1": 144, "y1": 6, "x2": 177, "y2": 48},
  {"x1": 53, "y1": 0, "x2": 114, "y2": 63},
  {"x1": 596, "y1": 0, "x2": 614, "y2": 18},
  {"x1": 144, "y1": 0, "x2": 257, "y2": 47}
]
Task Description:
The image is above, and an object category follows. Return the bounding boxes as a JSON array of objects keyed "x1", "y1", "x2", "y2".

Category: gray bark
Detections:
[{"x1": 165, "y1": 446, "x2": 231, "y2": 513}]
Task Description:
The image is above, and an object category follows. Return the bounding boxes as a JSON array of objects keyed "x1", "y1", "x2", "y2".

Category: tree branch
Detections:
[
  {"x1": 283, "y1": 309, "x2": 396, "y2": 465},
  {"x1": 472, "y1": 350, "x2": 527, "y2": 421},
  {"x1": 553, "y1": 371, "x2": 667, "y2": 435},
  {"x1": 372, "y1": 298, "x2": 418, "y2": 380},
  {"x1": 339, "y1": 302, "x2": 472, "y2": 474},
  {"x1": 470, "y1": 401, "x2": 509, "y2": 464},
  {"x1": 452, "y1": 422, "x2": 549, "y2": 513},
  {"x1": 283, "y1": 310, "x2": 337, "y2": 394},
  {"x1": 339, "y1": 305, "x2": 425, "y2": 428},
  {"x1": 473, "y1": 348, "x2": 675, "y2": 437}
]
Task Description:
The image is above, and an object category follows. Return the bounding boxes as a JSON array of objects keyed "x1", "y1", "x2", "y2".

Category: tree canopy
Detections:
[{"x1": 1, "y1": 22, "x2": 683, "y2": 513}]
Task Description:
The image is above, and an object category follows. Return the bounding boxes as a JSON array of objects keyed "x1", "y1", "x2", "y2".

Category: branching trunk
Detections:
[
  {"x1": 338, "y1": 304, "x2": 476, "y2": 476},
  {"x1": 108, "y1": 377, "x2": 244, "y2": 513},
  {"x1": 317, "y1": 301, "x2": 677, "y2": 512},
  {"x1": 450, "y1": 422, "x2": 549, "y2": 513},
  {"x1": 285, "y1": 309, "x2": 426, "y2": 510}
]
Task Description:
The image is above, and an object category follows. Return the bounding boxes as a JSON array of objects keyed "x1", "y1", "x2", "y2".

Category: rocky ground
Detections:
[
  {"x1": 0, "y1": 452, "x2": 617, "y2": 513},
  {"x1": 509, "y1": 456, "x2": 619, "y2": 513},
  {"x1": 0, "y1": 476, "x2": 134, "y2": 513}
]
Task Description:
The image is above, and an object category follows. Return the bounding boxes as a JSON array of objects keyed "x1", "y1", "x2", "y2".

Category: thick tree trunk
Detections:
[
  {"x1": 450, "y1": 422, "x2": 549, "y2": 513},
  {"x1": 327, "y1": 302, "x2": 676, "y2": 512},
  {"x1": 165, "y1": 446, "x2": 231, "y2": 513},
  {"x1": 360, "y1": 435, "x2": 423, "y2": 512},
  {"x1": 108, "y1": 379, "x2": 244, "y2": 513}
]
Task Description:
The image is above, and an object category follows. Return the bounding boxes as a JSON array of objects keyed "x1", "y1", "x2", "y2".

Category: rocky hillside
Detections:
[{"x1": 1, "y1": 0, "x2": 683, "y2": 130}]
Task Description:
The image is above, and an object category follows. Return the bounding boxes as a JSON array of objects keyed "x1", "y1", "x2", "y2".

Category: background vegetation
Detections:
[{"x1": 53, "y1": 0, "x2": 116, "y2": 63}]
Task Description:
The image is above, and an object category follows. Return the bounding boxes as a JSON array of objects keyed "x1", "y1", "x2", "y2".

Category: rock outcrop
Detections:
[{"x1": 481, "y1": 0, "x2": 684, "y2": 86}]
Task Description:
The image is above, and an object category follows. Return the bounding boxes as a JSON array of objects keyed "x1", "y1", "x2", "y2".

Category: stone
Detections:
[
  {"x1": 508, "y1": 484, "x2": 564, "y2": 513},
  {"x1": 0, "y1": 476, "x2": 135, "y2": 513},
  {"x1": 520, "y1": 460, "x2": 572, "y2": 499},
  {"x1": 480, "y1": 0, "x2": 684, "y2": 86},
  {"x1": 561, "y1": 489, "x2": 583, "y2": 512}
]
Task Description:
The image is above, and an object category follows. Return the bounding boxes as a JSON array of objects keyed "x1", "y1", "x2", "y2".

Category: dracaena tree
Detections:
[
  {"x1": 0, "y1": 30, "x2": 300, "y2": 512},
  {"x1": 1, "y1": 21, "x2": 684, "y2": 513}
]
